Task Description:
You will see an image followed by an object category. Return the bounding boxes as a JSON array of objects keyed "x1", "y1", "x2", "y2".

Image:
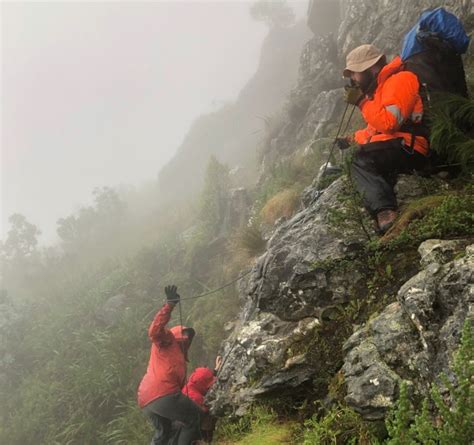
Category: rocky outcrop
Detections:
[
  {"x1": 244, "y1": 179, "x2": 369, "y2": 322},
  {"x1": 209, "y1": 178, "x2": 376, "y2": 414},
  {"x1": 343, "y1": 241, "x2": 473, "y2": 420}
]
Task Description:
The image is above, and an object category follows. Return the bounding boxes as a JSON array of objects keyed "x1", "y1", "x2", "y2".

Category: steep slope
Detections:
[
  {"x1": 157, "y1": 22, "x2": 311, "y2": 204},
  {"x1": 209, "y1": 0, "x2": 473, "y2": 433}
]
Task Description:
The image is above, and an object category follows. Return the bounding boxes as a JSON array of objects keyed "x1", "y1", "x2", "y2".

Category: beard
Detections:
[{"x1": 353, "y1": 71, "x2": 377, "y2": 95}]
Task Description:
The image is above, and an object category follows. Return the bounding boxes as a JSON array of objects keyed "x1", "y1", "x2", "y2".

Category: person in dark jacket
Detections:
[
  {"x1": 338, "y1": 44, "x2": 430, "y2": 233},
  {"x1": 137, "y1": 285, "x2": 202, "y2": 445}
]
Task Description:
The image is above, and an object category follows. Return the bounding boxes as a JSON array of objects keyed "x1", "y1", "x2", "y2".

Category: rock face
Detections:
[
  {"x1": 343, "y1": 242, "x2": 473, "y2": 420},
  {"x1": 209, "y1": 178, "x2": 375, "y2": 414},
  {"x1": 245, "y1": 179, "x2": 369, "y2": 322},
  {"x1": 337, "y1": 0, "x2": 472, "y2": 57}
]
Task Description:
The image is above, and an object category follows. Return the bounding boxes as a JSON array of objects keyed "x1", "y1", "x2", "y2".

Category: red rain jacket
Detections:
[
  {"x1": 182, "y1": 367, "x2": 216, "y2": 412},
  {"x1": 137, "y1": 303, "x2": 191, "y2": 408},
  {"x1": 354, "y1": 56, "x2": 429, "y2": 156}
]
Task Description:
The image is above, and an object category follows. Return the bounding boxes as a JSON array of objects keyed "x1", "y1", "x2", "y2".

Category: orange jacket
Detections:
[
  {"x1": 137, "y1": 303, "x2": 191, "y2": 408},
  {"x1": 354, "y1": 56, "x2": 429, "y2": 156}
]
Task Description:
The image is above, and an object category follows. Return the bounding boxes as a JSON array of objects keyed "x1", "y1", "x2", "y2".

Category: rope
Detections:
[
  {"x1": 177, "y1": 300, "x2": 189, "y2": 397},
  {"x1": 177, "y1": 300, "x2": 205, "y2": 441},
  {"x1": 141, "y1": 269, "x2": 253, "y2": 322},
  {"x1": 177, "y1": 269, "x2": 253, "y2": 302}
]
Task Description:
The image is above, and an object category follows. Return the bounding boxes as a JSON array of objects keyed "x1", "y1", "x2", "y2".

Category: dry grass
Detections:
[
  {"x1": 381, "y1": 195, "x2": 446, "y2": 244},
  {"x1": 260, "y1": 188, "x2": 301, "y2": 225}
]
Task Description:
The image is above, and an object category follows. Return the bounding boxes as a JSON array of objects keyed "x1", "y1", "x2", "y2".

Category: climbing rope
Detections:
[
  {"x1": 178, "y1": 269, "x2": 253, "y2": 302},
  {"x1": 141, "y1": 269, "x2": 253, "y2": 323}
]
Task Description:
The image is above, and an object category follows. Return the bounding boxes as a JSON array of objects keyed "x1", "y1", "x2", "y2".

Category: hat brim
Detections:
[{"x1": 343, "y1": 54, "x2": 384, "y2": 77}]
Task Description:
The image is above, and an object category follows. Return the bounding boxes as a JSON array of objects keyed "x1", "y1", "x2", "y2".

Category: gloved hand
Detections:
[
  {"x1": 335, "y1": 137, "x2": 351, "y2": 150},
  {"x1": 344, "y1": 85, "x2": 364, "y2": 106},
  {"x1": 165, "y1": 285, "x2": 180, "y2": 305}
]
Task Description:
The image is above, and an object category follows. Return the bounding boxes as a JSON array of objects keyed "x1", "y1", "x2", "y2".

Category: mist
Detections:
[{"x1": 1, "y1": 1, "x2": 308, "y2": 243}]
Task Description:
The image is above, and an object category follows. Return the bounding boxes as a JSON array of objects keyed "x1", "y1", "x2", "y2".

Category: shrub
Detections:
[
  {"x1": 383, "y1": 189, "x2": 474, "y2": 247},
  {"x1": 302, "y1": 404, "x2": 378, "y2": 445},
  {"x1": 385, "y1": 319, "x2": 474, "y2": 444},
  {"x1": 232, "y1": 221, "x2": 267, "y2": 257},
  {"x1": 429, "y1": 93, "x2": 474, "y2": 170},
  {"x1": 260, "y1": 188, "x2": 301, "y2": 225}
]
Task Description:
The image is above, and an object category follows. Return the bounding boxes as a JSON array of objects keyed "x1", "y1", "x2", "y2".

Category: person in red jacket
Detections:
[
  {"x1": 182, "y1": 356, "x2": 223, "y2": 443},
  {"x1": 338, "y1": 44, "x2": 430, "y2": 233},
  {"x1": 182, "y1": 356, "x2": 222, "y2": 410},
  {"x1": 138, "y1": 285, "x2": 202, "y2": 445}
]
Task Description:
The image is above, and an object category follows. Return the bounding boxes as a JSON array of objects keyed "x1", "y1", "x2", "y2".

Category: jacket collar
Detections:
[{"x1": 377, "y1": 56, "x2": 403, "y2": 84}]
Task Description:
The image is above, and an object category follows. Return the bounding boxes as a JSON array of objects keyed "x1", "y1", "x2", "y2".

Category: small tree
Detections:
[
  {"x1": 0, "y1": 213, "x2": 40, "y2": 262},
  {"x1": 249, "y1": 0, "x2": 295, "y2": 28},
  {"x1": 199, "y1": 156, "x2": 230, "y2": 236}
]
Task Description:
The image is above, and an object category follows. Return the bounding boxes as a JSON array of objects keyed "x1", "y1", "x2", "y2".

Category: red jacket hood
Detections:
[
  {"x1": 170, "y1": 325, "x2": 192, "y2": 343},
  {"x1": 170, "y1": 325, "x2": 194, "y2": 360},
  {"x1": 188, "y1": 367, "x2": 215, "y2": 395}
]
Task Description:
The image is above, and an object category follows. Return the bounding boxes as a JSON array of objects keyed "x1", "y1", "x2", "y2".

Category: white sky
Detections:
[{"x1": 1, "y1": 1, "x2": 308, "y2": 243}]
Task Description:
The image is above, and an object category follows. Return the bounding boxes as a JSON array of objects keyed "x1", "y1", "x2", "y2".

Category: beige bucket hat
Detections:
[{"x1": 343, "y1": 44, "x2": 384, "y2": 77}]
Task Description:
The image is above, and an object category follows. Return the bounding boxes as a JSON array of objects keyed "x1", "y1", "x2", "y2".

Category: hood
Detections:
[
  {"x1": 170, "y1": 325, "x2": 194, "y2": 343},
  {"x1": 377, "y1": 56, "x2": 403, "y2": 84},
  {"x1": 170, "y1": 325, "x2": 194, "y2": 361},
  {"x1": 188, "y1": 367, "x2": 215, "y2": 395}
]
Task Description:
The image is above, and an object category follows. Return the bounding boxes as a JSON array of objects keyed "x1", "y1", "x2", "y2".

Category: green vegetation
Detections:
[
  {"x1": 215, "y1": 406, "x2": 280, "y2": 443},
  {"x1": 302, "y1": 405, "x2": 379, "y2": 445},
  {"x1": 0, "y1": 154, "x2": 244, "y2": 444},
  {"x1": 385, "y1": 320, "x2": 474, "y2": 444},
  {"x1": 217, "y1": 321, "x2": 473, "y2": 445},
  {"x1": 231, "y1": 219, "x2": 267, "y2": 258},
  {"x1": 383, "y1": 188, "x2": 474, "y2": 248},
  {"x1": 429, "y1": 93, "x2": 474, "y2": 170}
]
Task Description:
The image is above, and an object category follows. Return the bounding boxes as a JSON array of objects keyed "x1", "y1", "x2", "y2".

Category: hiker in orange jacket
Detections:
[
  {"x1": 337, "y1": 44, "x2": 430, "y2": 233},
  {"x1": 138, "y1": 285, "x2": 202, "y2": 445}
]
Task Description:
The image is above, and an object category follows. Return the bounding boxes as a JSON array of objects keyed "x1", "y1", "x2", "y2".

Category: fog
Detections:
[{"x1": 1, "y1": 1, "x2": 308, "y2": 243}]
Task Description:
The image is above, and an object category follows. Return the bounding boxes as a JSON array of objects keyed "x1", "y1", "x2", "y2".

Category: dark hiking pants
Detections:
[
  {"x1": 350, "y1": 138, "x2": 428, "y2": 216},
  {"x1": 143, "y1": 392, "x2": 202, "y2": 445}
]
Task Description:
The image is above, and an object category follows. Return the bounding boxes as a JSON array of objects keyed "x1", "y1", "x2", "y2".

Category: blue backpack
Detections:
[
  {"x1": 402, "y1": 7, "x2": 470, "y2": 60},
  {"x1": 401, "y1": 7, "x2": 470, "y2": 98}
]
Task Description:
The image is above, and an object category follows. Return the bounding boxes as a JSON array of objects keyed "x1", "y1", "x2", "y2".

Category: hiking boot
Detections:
[{"x1": 376, "y1": 209, "x2": 397, "y2": 234}]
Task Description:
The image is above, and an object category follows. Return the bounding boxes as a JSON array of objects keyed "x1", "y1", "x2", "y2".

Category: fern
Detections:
[{"x1": 428, "y1": 93, "x2": 474, "y2": 169}]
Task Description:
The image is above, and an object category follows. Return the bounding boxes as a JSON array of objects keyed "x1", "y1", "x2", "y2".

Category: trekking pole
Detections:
[
  {"x1": 339, "y1": 105, "x2": 357, "y2": 164},
  {"x1": 314, "y1": 102, "x2": 356, "y2": 192}
]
